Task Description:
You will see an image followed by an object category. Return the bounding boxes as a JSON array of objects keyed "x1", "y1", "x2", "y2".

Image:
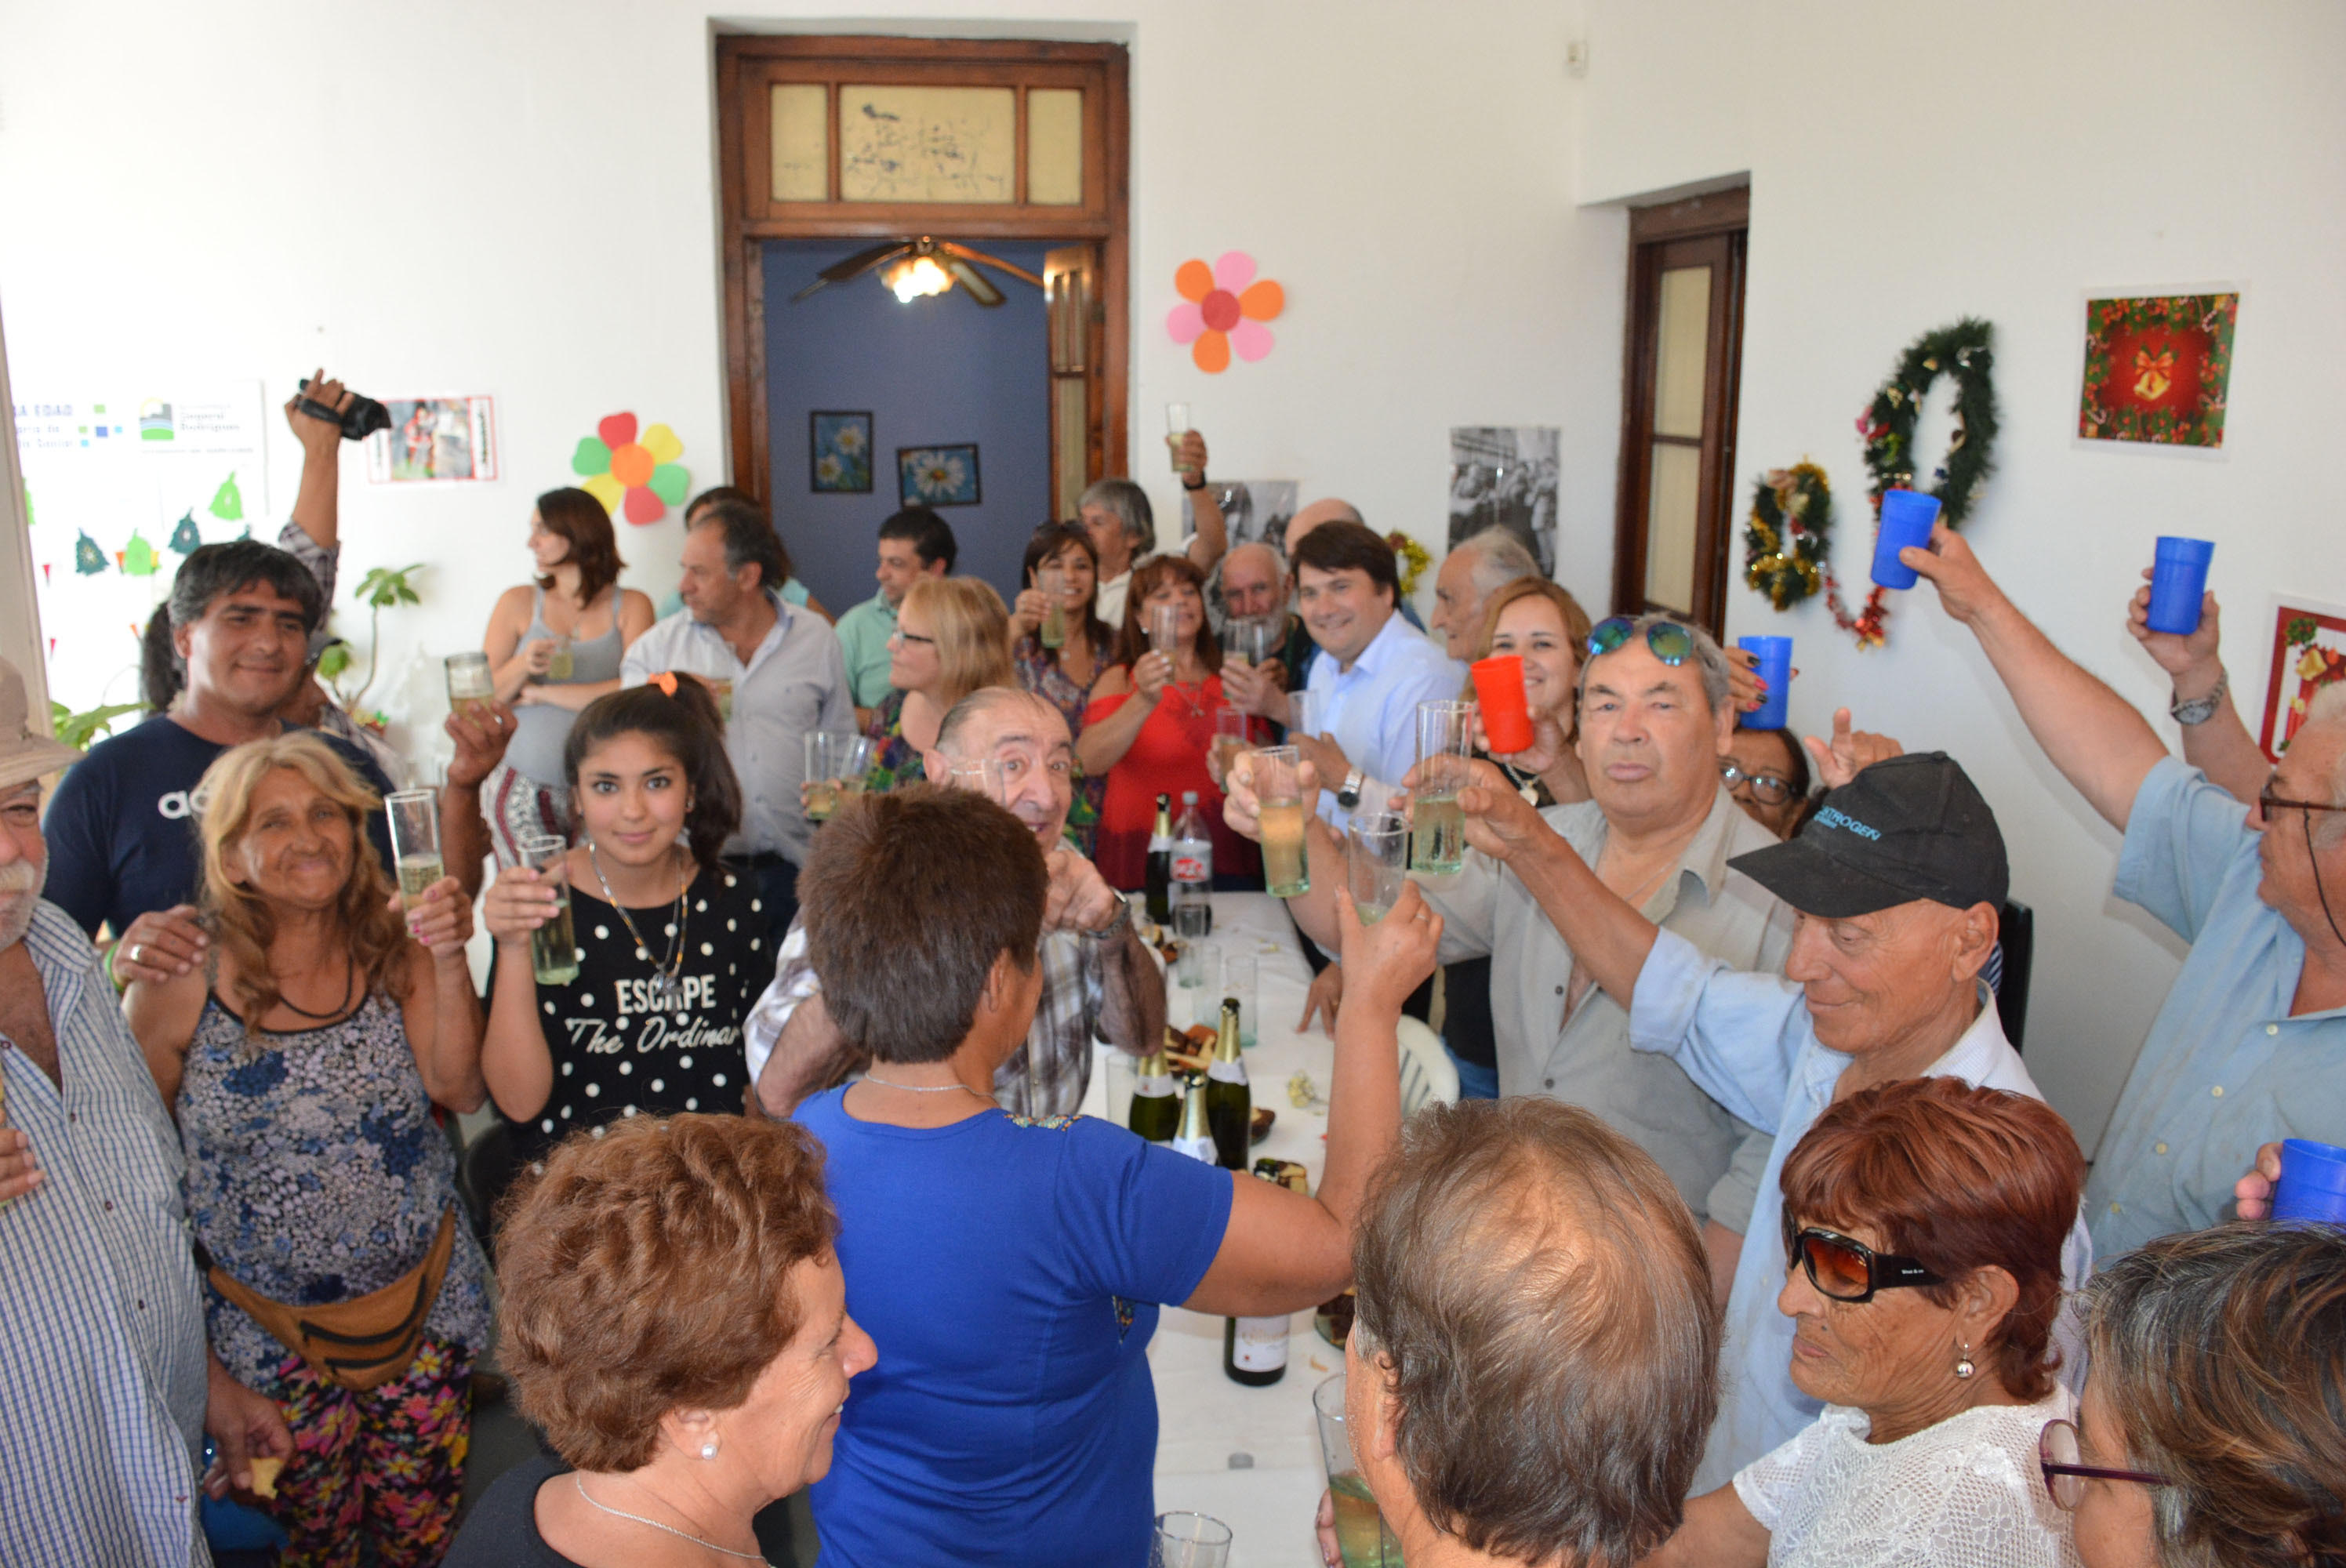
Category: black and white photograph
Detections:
[
  {"x1": 1448, "y1": 425, "x2": 1558, "y2": 575},
  {"x1": 1187, "y1": 478, "x2": 1297, "y2": 628}
]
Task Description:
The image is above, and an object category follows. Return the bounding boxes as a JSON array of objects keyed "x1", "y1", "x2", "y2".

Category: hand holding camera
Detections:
[{"x1": 290, "y1": 367, "x2": 390, "y2": 444}]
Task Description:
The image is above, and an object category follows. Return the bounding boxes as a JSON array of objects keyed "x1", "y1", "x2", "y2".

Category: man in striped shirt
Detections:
[{"x1": 0, "y1": 659, "x2": 290, "y2": 1566}]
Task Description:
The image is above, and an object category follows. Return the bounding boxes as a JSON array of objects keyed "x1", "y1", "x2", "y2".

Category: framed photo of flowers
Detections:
[
  {"x1": 898, "y1": 444, "x2": 982, "y2": 507},
  {"x1": 2076, "y1": 291, "x2": 2240, "y2": 452},
  {"x1": 810, "y1": 412, "x2": 873, "y2": 493}
]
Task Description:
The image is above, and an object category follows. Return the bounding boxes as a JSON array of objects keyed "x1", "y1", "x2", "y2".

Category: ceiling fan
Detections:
[{"x1": 790, "y1": 236, "x2": 1045, "y2": 307}]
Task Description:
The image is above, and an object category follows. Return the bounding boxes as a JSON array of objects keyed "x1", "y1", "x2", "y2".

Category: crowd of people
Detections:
[{"x1": 2, "y1": 371, "x2": 2341, "y2": 1568}]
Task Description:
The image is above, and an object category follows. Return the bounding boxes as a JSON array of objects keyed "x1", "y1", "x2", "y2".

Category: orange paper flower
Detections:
[{"x1": 1167, "y1": 252, "x2": 1284, "y2": 373}]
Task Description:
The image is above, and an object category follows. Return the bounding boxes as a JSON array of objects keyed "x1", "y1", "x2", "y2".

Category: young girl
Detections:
[{"x1": 480, "y1": 679, "x2": 766, "y2": 1167}]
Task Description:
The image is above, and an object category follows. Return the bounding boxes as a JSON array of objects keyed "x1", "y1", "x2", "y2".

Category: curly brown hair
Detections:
[
  {"x1": 496, "y1": 1114, "x2": 840, "y2": 1473},
  {"x1": 191, "y1": 732, "x2": 409, "y2": 1039}
]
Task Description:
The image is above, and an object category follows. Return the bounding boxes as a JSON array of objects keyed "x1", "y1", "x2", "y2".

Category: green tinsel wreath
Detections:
[{"x1": 1743, "y1": 462, "x2": 1834, "y2": 610}]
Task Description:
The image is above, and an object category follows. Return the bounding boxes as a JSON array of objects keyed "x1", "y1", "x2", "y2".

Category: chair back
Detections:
[{"x1": 1396, "y1": 1016, "x2": 1459, "y2": 1117}]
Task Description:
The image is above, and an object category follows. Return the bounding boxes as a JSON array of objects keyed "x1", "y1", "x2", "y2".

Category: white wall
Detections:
[
  {"x1": 0, "y1": 0, "x2": 1619, "y2": 762},
  {"x1": 1578, "y1": 0, "x2": 2346, "y2": 1149}
]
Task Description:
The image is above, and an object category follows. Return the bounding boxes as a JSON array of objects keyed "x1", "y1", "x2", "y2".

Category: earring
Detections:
[
  {"x1": 700, "y1": 1440, "x2": 719, "y2": 1460},
  {"x1": 1954, "y1": 1341, "x2": 1976, "y2": 1381}
]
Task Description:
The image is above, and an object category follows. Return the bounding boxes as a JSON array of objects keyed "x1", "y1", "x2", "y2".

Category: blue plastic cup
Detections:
[
  {"x1": 1870, "y1": 491, "x2": 1943, "y2": 590},
  {"x1": 2272, "y1": 1138, "x2": 2346, "y2": 1225},
  {"x1": 2145, "y1": 537, "x2": 2216, "y2": 636},
  {"x1": 1738, "y1": 636, "x2": 1792, "y2": 730}
]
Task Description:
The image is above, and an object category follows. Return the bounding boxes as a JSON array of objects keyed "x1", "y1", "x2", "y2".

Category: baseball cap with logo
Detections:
[
  {"x1": 1727, "y1": 751, "x2": 2007, "y2": 919},
  {"x1": 0, "y1": 657, "x2": 84, "y2": 793}
]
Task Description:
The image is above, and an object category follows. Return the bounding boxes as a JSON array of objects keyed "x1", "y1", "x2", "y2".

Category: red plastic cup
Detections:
[{"x1": 1470, "y1": 655, "x2": 1534, "y2": 753}]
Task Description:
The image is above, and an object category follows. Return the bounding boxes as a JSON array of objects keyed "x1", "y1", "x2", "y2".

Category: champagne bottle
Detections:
[
  {"x1": 1144, "y1": 793, "x2": 1175, "y2": 925},
  {"x1": 1128, "y1": 1047, "x2": 1178, "y2": 1143},
  {"x1": 1172, "y1": 1073, "x2": 1215, "y2": 1163},
  {"x1": 1204, "y1": 999, "x2": 1251, "y2": 1171},
  {"x1": 1225, "y1": 1161, "x2": 1298, "y2": 1385}
]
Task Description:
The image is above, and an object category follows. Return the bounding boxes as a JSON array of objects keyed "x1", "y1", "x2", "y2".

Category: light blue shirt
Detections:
[
  {"x1": 1, "y1": 902, "x2": 212, "y2": 1568},
  {"x1": 1628, "y1": 926, "x2": 2088, "y2": 1494},
  {"x1": 2089, "y1": 756, "x2": 2346, "y2": 1256},
  {"x1": 832, "y1": 590, "x2": 901, "y2": 710},
  {"x1": 1303, "y1": 609, "x2": 1466, "y2": 826}
]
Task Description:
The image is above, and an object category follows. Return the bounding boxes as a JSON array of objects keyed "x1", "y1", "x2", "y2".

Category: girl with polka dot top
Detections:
[{"x1": 481, "y1": 681, "x2": 768, "y2": 1168}]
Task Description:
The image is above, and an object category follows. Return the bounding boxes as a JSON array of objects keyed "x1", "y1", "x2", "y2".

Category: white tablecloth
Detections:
[{"x1": 1079, "y1": 892, "x2": 1342, "y2": 1566}]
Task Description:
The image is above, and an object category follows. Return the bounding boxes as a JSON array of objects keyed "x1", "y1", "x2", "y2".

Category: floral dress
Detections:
[
  {"x1": 862, "y1": 690, "x2": 928, "y2": 795},
  {"x1": 1014, "y1": 634, "x2": 1106, "y2": 855}
]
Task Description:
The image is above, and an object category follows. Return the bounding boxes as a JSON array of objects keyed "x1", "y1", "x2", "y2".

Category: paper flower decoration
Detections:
[
  {"x1": 573, "y1": 412, "x2": 690, "y2": 524},
  {"x1": 1168, "y1": 252, "x2": 1284, "y2": 373}
]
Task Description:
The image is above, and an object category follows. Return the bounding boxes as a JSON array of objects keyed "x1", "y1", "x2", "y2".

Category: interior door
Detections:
[{"x1": 1045, "y1": 243, "x2": 1100, "y2": 519}]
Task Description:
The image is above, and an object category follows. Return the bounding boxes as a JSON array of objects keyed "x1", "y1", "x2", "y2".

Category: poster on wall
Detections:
[
  {"x1": 2076, "y1": 291, "x2": 2240, "y2": 452},
  {"x1": 2259, "y1": 595, "x2": 2346, "y2": 760},
  {"x1": 1184, "y1": 479, "x2": 1297, "y2": 555},
  {"x1": 365, "y1": 395, "x2": 498, "y2": 483},
  {"x1": 810, "y1": 411, "x2": 873, "y2": 493},
  {"x1": 1448, "y1": 426, "x2": 1560, "y2": 575},
  {"x1": 898, "y1": 444, "x2": 981, "y2": 506},
  {"x1": 15, "y1": 382, "x2": 273, "y2": 719}
]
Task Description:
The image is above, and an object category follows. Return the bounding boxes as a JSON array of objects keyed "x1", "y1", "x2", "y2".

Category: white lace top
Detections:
[{"x1": 1734, "y1": 1392, "x2": 2082, "y2": 1568}]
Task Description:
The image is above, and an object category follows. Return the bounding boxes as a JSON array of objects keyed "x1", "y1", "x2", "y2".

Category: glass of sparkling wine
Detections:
[
  {"x1": 1255, "y1": 746, "x2": 1311, "y2": 898},
  {"x1": 518, "y1": 833, "x2": 580, "y2": 986},
  {"x1": 1039, "y1": 564, "x2": 1068, "y2": 650},
  {"x1": 1314, "y1": 1374, "x2": 1402, "y2": 1568},
  {"x1": 1411, "y1": 699, "x2": 1476, "y2": 876},
  {"x1": 385, "y1": 789, "x2": 443, "y2": 913},
  {"x1": 443, "y1": 652, "x2": 493, "y2": 720},
  {"x1": 1148, "y1": 601, "x2": 1182, "y2": 663},
  {"x1": 804, "y1": 732, "x2": 872, "y2": 822},
  {"x1": 1150, "y1": 1512, "x2": 1232, "y2": 1568},
  {"x1": 1166, "y1": 402, "x2": 1192, "y2": 473},
  {"x1": 705, "y1": 676, "x2": 735, "y2": 724},
  {"x1": 1347, "y1": 811, "x2": 1408, "y2": 924},
  {"x1": 1211, "y1": 704, "x2": 1250, "y2": 782}
]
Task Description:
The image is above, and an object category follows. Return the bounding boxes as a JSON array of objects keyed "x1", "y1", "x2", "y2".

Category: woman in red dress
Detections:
[{"x1": 1078, "y1": 555, "x2": 1263, "y2": 890}]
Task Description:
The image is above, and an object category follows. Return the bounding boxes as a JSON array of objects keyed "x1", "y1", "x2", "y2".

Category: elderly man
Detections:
[
  {"x1": 833, "y1": 505, "x2": 954, "y2": 717},
  {"x1": 623, "y1": 497, "x2": 853, "y2": 941},
  {"x1": 1318, "y1": 1098, "x2": 1719, "y2": 1568},
  {"x1": 1438, "y1": 737, "x2": 2087, "y2": 1490},
  {"x1": 1908, "y1": 528, "x2": 2346, "y2": 1254},
  {"x1": 1427, "y1": 527, "x2": 1541, "y2": 662},
  {"x1": 0, "y1": 659, "x2": 291, "y2": 1566},
  {"x1": 748, "y1": 686, "x2": 1164, "y2": 1118},
  {"x1": 1215, "y1": 539, "x2": 1304, "y2": 724},
  {"x1": 1228, "y1": 614, "x2": 1787, "y2": 1263}
]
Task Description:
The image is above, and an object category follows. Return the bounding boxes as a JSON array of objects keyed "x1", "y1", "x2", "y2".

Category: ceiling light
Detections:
[{"x1": 881, "y1": 255, "x2": 953, "y2": 303}]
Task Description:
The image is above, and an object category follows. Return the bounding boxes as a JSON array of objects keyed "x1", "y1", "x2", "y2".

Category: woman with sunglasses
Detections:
[
  {"x1": 1647, "y1": 1076, "x2": 2088, "y2": 1568},
  {"x1": 2051, "y1": 1224, "x2": 2346, "y2": 1568}
]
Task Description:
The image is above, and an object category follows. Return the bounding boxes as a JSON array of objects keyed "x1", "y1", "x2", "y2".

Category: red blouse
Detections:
[{"x1": 1082, "y1": 673, "x2": 1265, "y2": 891}]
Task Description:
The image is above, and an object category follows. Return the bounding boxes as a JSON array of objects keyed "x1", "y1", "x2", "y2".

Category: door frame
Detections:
[{"x1": 713, "y1": 35, "x2": 1130, "y2": 512}]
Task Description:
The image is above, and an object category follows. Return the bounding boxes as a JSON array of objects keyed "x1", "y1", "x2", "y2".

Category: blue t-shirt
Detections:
[
  {"x1": 794, "y1": 1089, "x2": 1233, "y2": 1568},
  {"x1": 42, "y1": 713, "x2": 399, "y2": 938}
]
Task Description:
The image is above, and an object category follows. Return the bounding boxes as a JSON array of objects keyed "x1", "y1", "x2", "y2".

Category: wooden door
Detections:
[{"x1": 1044, "y1": 244, "x2": 1102, "y2": 517}]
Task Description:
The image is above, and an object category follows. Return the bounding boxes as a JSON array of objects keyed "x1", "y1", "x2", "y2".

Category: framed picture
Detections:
[
  {"x1": 365, "y1": 396, "x2": 499, "y2": 483},
  {"x1": 898, "y1": 444, "x2": 982, "y2": 507},
  {"x1": 810, "y1": 410, "x2": 873, "y2": 493},
  {"x1": 2258, "y1": 595, "x2": 2346, "y2": 760},
  {"x1": 1449, "y1": 426, "x2": 1560, "y2": 575},
  {"x1": 2076, "y1": 291, "x2": 2240, "y2": 452}
]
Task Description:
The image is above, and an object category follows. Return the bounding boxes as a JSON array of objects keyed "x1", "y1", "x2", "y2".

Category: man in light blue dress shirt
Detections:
[{"x1": 1441, "y1": 744, "x2": 2086, "y2": 1493}]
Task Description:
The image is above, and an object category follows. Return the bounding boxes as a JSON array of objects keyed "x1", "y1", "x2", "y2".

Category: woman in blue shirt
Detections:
[{"x1": 791, "y1": 785, "x2": 1440, "y2": 1566}]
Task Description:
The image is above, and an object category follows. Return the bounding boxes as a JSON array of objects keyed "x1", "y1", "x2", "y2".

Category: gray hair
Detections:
[
  {"x1": 1576, "y1": 612, "x2": 1733, "y2": 713},
  {"x1": 1458, "y1": 528, "x2": 1540, "y2": 598},
  {"x1": 1077, "y1": 478, "x2": 1155, "y2": 553},
  {"x1": 936, "y1": 686, "x2": 1059, "y2": 758}
]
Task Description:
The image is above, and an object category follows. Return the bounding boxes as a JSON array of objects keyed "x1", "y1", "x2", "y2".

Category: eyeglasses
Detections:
[
  {"x1": 1781, "y1": 1214, "x2": 1945, "y2": 1303},
  {"x1": 2259, "y1": 777, "x2": 2346, "y2": 822},
  {"x1": 1587, "y1": 615, "x2": 1694, "y2": 665},
  {"x1": 2037, "y1": 1419, "x2": 2170, "y2": 1510},
  {"x1": 1720, "y1": 759, "x2": 1795, "y2": 805},
  {"x1": 888, "y1": 628, "x2": 938, "y2": 648}
]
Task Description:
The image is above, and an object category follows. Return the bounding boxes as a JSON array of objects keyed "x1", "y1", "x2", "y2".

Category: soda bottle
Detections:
[
  {"x1": 1144, "y1": 793, "x2": 1175, "y2": 926},
  {"x1": 1128, "y1": 1048, "x2": 1178, "y2": 1143},
  {"x1": 1171, "y1": 790, "x2": 1213, "y2": 932},
  {"x1": 1204, "y1": 999, "x2": 1251, "y2": 1171}
]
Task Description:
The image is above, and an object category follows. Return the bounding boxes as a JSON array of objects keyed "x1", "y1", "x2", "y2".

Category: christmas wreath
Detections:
[
  {"x1": 1743, "y1": 463, "x2": 1834, "y2": 610},
  {"x1": 1826, "y1": 318, "x2": 1999, "y2": 648}
]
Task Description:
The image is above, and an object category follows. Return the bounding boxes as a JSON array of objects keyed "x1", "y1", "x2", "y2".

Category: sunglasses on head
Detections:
[
  {"x1": 1781, "y1": 1213, "x2": 1945, "y2": 1303},
  {"x1": 1586, "y1": 615, "x2": 1694, "y2": 666}
]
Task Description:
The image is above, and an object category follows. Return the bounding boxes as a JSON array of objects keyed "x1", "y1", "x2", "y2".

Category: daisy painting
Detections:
[
  {"x1": 897, "y1": 444, "x2": 982, "y2": 507},
  {"x1": 812, "y1": 410, "x2": 873, "y2": 493}
]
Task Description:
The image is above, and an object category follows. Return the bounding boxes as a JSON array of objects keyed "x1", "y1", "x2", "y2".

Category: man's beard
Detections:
[{"x1": 0, "y1": 855, "x2": 45, "y2": 950}]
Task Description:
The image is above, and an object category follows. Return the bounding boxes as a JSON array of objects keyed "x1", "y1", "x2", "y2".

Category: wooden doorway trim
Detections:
[{"x1": 713, "y1": 35, "x2": 1130, "y2": 513}]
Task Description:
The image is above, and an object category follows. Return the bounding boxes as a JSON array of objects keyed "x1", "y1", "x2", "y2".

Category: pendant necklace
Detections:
[{"x1": 589, "y1": 839, "x2": 690, "y2": 1012}]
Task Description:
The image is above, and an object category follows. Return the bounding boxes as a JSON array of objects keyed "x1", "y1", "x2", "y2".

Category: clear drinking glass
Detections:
[
  {"x1": 705, "y1": 676, "x2": 735, "y2": 724},
  {"x1": 1255, "y1": 745, "x2": 1311, "y2": 898},
  {"x1": 1102, "y1": 1047, "x2": 1138, "y2": 1128},
  {"x1": 546, "y1": 633, "x2": 575, "y2": 682},
  {"x1": 1287, "y1": 689, "x2": 1324, "y2": 740},
  {"x1": 1211, "y1": 704, "x2": 1251, "y2": 783},
  {"x1": 386, "y1": 789, "x2": 442, "y2": 912},
  {"x1": 1348, "y1": 811, "x2": 1409, "y2": 925},
  {"x1": 1223, "y1": 951, "x2": 1258, "y2": 1047},
  {"x1": 1148, "y1": 601, "x2": 1183, "y2": 662},
  {"x1": 518, "y1": 833, "x2": 581, "y2": 986},
  {"x1": 1150, "y1": 1512, "x2": 1231, "y2": 1568},
  {"x1": 804, "y1": 731, "x2": 873, "y2": 822},
  {"x1": 1315, "y1": 1375, "x2": 1403, "y2": 1568},
  {"x1": 443, "y1": 652, "x2": 493, "y2": 719},
  {"x1": 1411, "y1": 699, "x2": 1477, "y2": 876},
  {"x1": 1240, "y1": 614, "x2": 1280, "y2": 667},
  {"x1": 1039, "y1": 564, "x2": 1069, "y2": 650},
  {"x1": 1165, "y1": 402, "x2": 1193, "y2": 473}
]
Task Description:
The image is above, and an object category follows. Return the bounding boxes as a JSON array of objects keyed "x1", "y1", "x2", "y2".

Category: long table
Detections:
[{"x1": 1078, "y1": 891, "x2": 1343, "y2": 1567}]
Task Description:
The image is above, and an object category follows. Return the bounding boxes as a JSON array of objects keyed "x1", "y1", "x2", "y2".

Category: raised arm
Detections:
[
  {"x1": 1073, "y1": 659, "x2": 1170, "y2": 776},
  {"x1": 396, "y1": 880, "x2": 487, "y2": 1112},
  {"x1": 1175, "y1": 433, "x2": 1227, "y2": 572},
  {"x1": 2126, "y1": 574, "x2": 2268, "y2": 804},
  {"x1": 1183, "y1": 882, "x2": 1440, "y2": 1316},
  {"x1": 284, "y1": 370, "x2": 350, "y2": 555},
  {"x1": 439, "y1": 699, "x2": 514, "y2": 902},
  {"x1": 1907, "y1": 523, "x2": 2166, "y2": 830},
  {"x1": 477, "y1": 862, "x2": 559, "y2": 1120}
]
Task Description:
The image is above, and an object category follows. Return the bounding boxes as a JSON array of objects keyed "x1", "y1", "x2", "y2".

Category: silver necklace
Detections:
[
  {"x1": 588, "y1": 840, "x2": 689, "y2": 1012},
  {"x1": 572, "y1": 1475, "x2": 763, "y2": 1561},
  {"x1": 862, "y1": 1073, "x2": 979, "y2": 1094}
]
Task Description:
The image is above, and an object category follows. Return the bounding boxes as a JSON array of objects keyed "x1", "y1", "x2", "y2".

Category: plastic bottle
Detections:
[{"x1": 1171, "y1": 789, "x2": 1213, "y2": 931}]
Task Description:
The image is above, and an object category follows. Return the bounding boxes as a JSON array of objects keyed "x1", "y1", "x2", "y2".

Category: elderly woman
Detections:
[
  {"x1": 125, "y1": 732, "x2": 490, "y2": 1566},
  {"x1": 791, "y1": 786, "x2": 1440, "y2": 1566},
  {"x1": 445, "y1": 1115, "x2": 876, "y2": 1566},
  {"x1": 1009, "y1": 520, "x2": 1114, "y2": 852},
  {"x1": 864, "y1": 575, "x2": 1014, "y2": 793},
  {"x1": 1724, "y1": 724, "x2": 1816, "y2": 841},
  {"x1": 2053, "y1": 1224, "x2": 2346, "y2": 1568},
  {"x1": 1647, "y1": 1076, "x2": 2086, "y2": 1568},
  {"x1": 1469, "y1": 575, "x2": 1596, "y2": 806}
]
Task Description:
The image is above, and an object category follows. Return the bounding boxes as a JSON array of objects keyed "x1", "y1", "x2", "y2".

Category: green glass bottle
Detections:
[
  {"x1": 1128, "y1": 1047, "x2": 1179, "y2": 1143},
  {"x1": 1204, "y1": 999, "x2": 1251, "y2": 1171},
  {"x1": 1224, "y1": 1161, "x2": 1294, "y2": 1386}
]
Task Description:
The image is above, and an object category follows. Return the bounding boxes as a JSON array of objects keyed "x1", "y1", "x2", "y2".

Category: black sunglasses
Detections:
[
  {"x1": 1587, "y1": 615, "x2": 1694, "y2": 666},
  {"x1": 1781, "y1": 1214, "x2": 1945, "y2": 1303},
  {"x1": 2037, "y1": 1419, "x2": 2170, "y2": 1511}
]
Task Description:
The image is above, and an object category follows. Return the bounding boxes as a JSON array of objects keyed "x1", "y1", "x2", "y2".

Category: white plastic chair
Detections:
[{"x1": 1394, "y1": 1016, "x2": 1459, "y2": 1118}]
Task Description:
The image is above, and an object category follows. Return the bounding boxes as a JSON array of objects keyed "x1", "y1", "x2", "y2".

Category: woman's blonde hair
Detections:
[
  {"x1": 1466, "y1": 577, "x2": 1596, "y2": 739},
  {"x1": 191, "y1": 731, "x2": 410, "y2": 1039},
  {"x1": 902, "y1": 575, "x2": 1014, "y2": 710}
]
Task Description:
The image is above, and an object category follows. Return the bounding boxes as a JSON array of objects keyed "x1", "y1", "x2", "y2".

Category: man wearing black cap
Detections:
[{"x1": 1445, "y1": 739, "x2": 2086, "y2": 1494}]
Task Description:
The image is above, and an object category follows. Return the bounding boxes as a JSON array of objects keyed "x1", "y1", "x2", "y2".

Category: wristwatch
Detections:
[
  {"x1": 1181, "y1": 475, "x2": 1207, "y2": 492},
  {"x1": 1336, "y1": 768, "x2": 1365, "y2": 809},
  {"x1": 2170, "y1": 669, "x2": 2228, "y2": 727},
  {"x1": 1082, "y1": 898, "x2": 1134, "y2": 942}
]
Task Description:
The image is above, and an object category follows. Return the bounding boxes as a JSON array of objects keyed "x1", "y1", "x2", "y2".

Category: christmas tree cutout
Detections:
[
  {"x1": 122, "y1": 530, "x2": 158, "y2": 576},
  {"x1": 209, "y1": 471, "x2": 243, "y2": 522},
  {"x1": 169, "y1": 510, "x2": 203, "y2": 554},
  {"x1": 74, "y1": 532, "x2": 108, "y2": 575}
]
